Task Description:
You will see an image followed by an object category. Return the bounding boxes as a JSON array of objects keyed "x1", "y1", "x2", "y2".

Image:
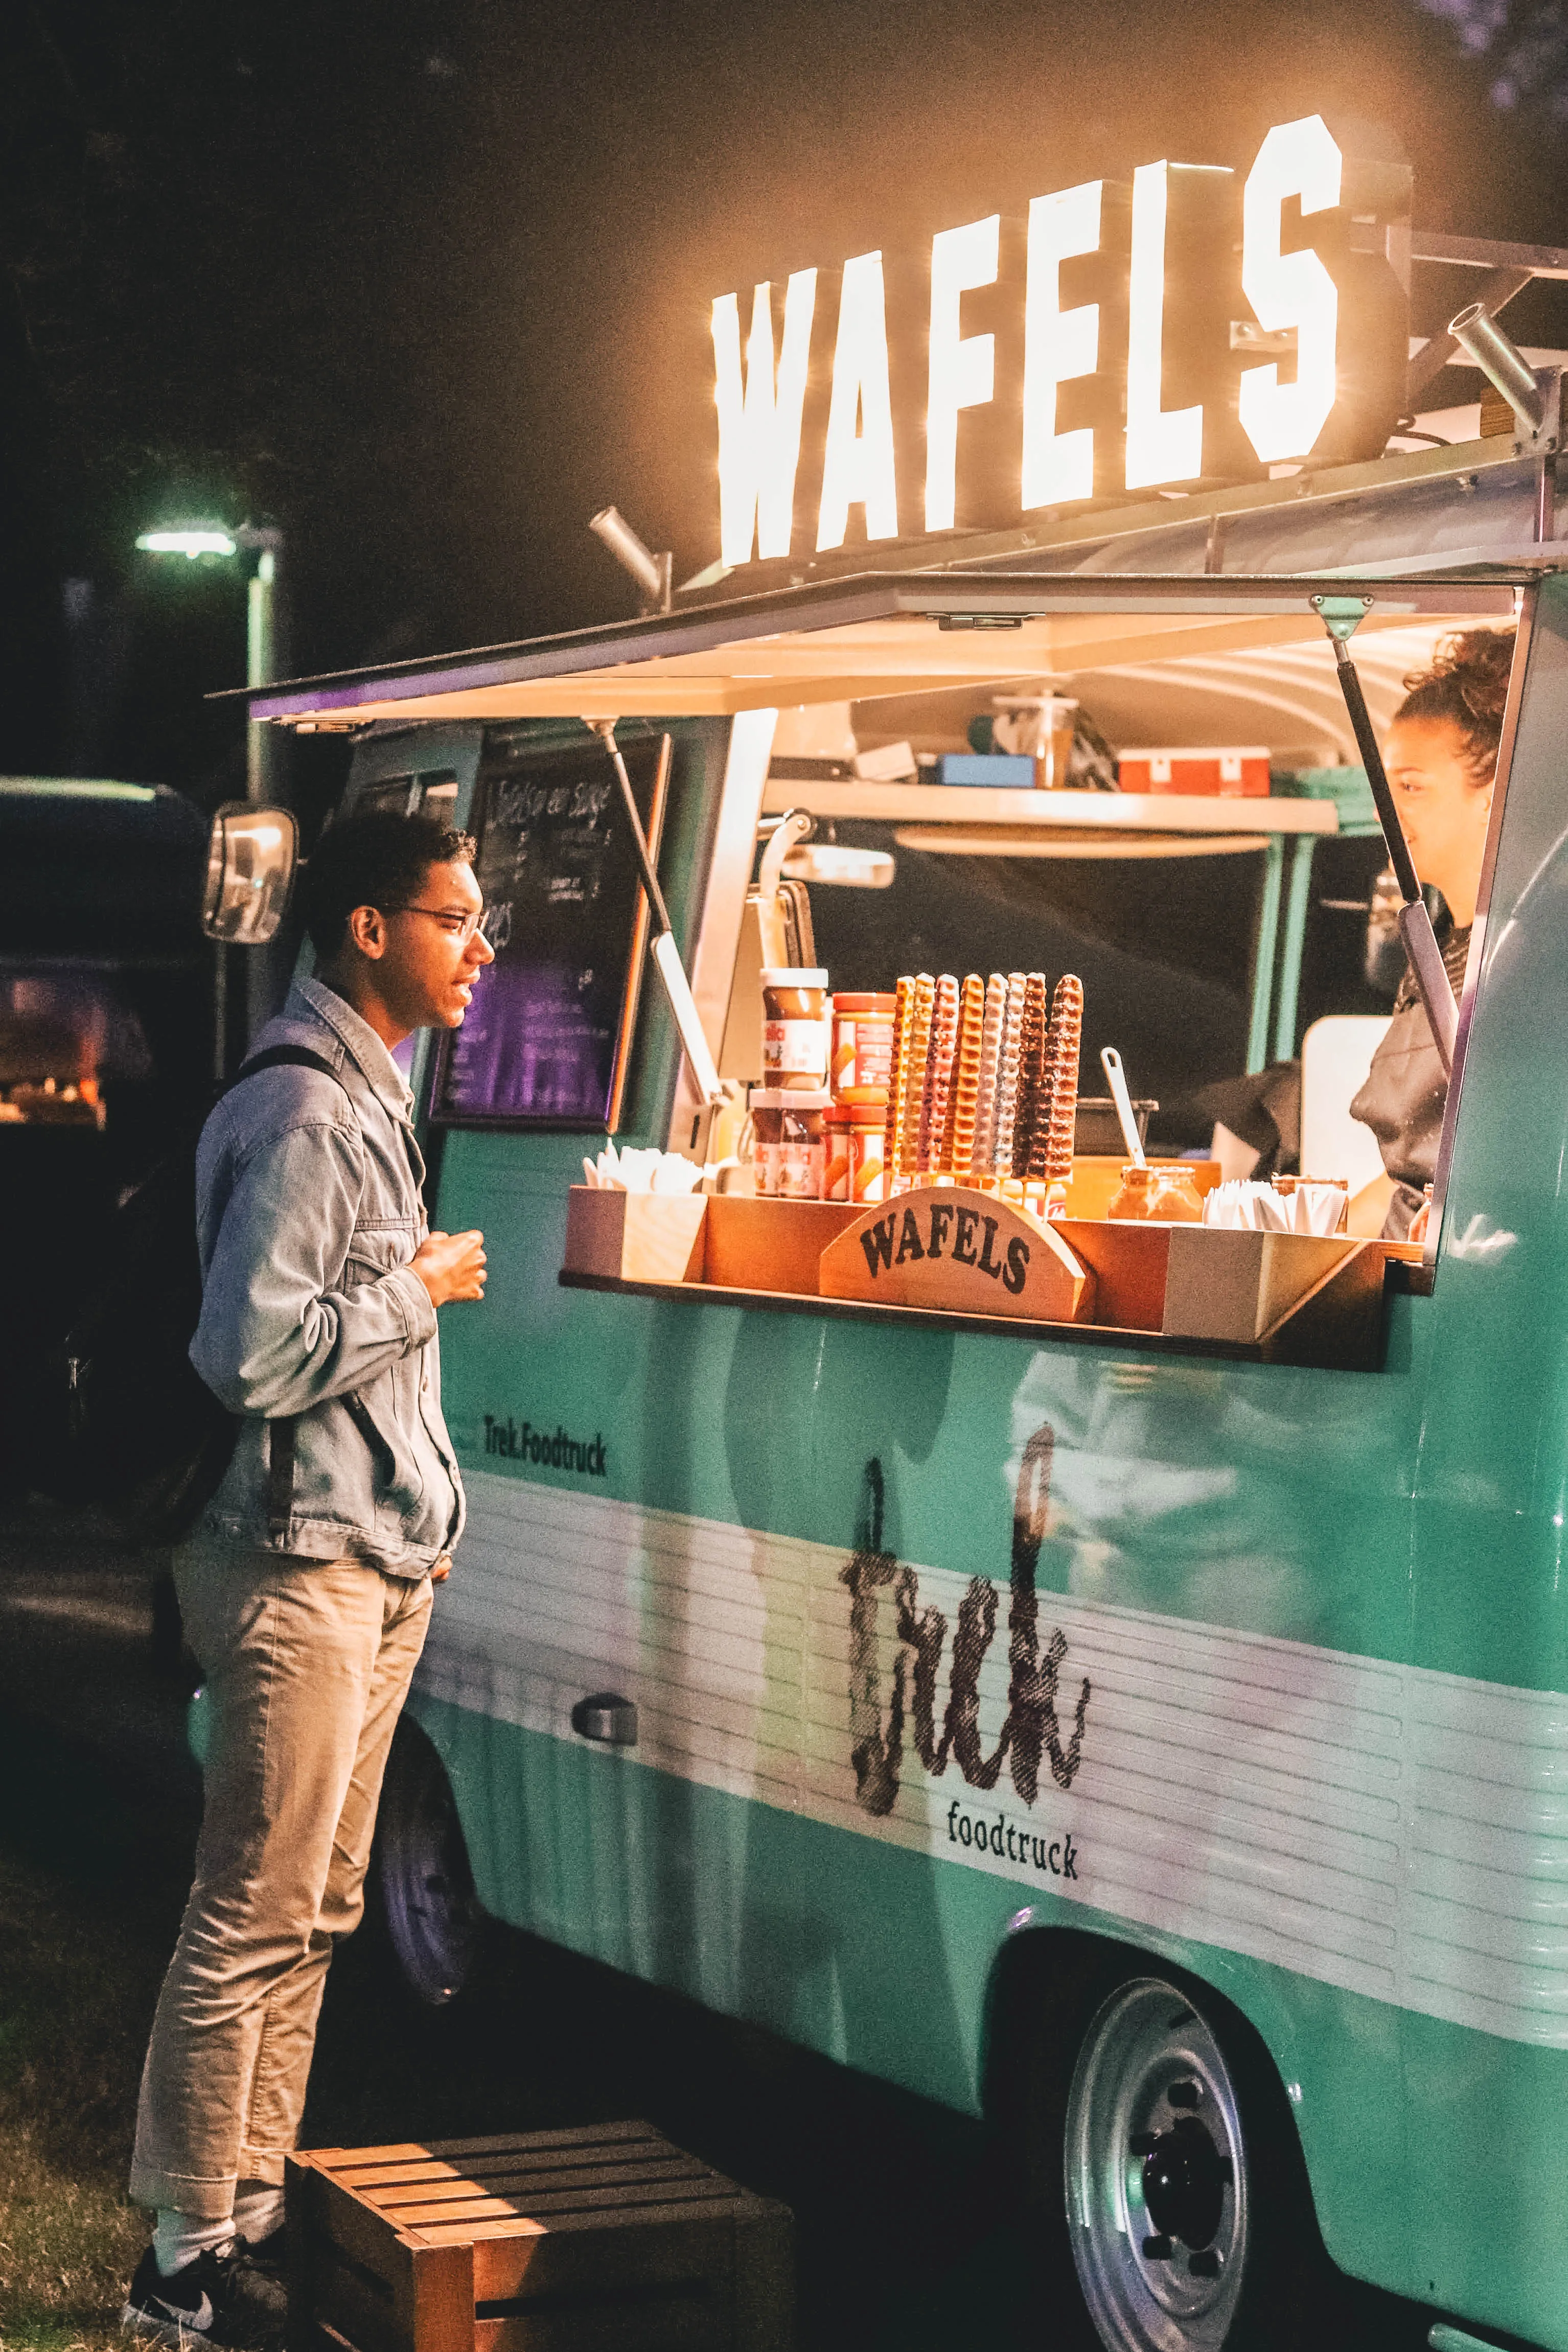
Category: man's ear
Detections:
[{"x1": 345, "y1": 904, "x2": 387, "y2": 959}]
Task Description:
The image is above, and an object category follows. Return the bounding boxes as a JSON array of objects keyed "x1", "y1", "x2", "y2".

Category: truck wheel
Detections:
[
  {"x1": 374, "y1": 1723, "x2": 479, "y2": 2006},
  {"x1": 1026, "y1": 1956, "x2": 1334, "y2": 2352}
]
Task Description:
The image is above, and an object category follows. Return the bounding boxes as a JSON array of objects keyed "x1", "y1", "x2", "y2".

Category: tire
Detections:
[
  {"x1": 1010, "y1": 1943, "x2": 1338, "y2": 2352},
  {"x1": 373, "y1": 1721, "x2": 481, "y2": 2006}
]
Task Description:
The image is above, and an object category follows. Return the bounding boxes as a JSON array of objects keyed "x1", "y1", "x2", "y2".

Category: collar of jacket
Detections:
[{"x1": 291, "y1": 974, "x2": 417, "y2": 1126}]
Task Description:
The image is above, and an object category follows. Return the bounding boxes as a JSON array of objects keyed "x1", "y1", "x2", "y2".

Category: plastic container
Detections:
[
  {"x1": 761, "y1": 968, "x2": 830, "y2": 1089},
  {"x1": 1106, "y1": 1163, "x2": 1205, "y2": 1223},
  {"x1": 829, "y1": 993, "x2": 897, "y2": 1102},
  {"x1": 751, "y1": 1087, "x2": 831, "y2": 1199}
]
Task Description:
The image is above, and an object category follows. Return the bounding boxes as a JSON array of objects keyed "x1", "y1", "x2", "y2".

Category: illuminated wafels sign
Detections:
[{"x1": 710, "y1": 114, "x2": 1410, "y2": 567}]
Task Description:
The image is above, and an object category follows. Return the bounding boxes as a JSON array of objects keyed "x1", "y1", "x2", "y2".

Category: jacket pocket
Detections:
[
  {"x1": 344, "y1": 1218, "x2": 417, "y2": 1283},
  {"x1": 350, "y1": 1373, "x2": 430, "y2": 1514}
]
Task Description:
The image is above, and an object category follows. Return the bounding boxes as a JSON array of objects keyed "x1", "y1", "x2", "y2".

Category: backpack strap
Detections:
[
  {"x1": 232, "y1": 1041, "x2": 347, "y2": 1092},
  {"x1": 234, "y1": 1041, "x2": 422, "y2": 1194}
]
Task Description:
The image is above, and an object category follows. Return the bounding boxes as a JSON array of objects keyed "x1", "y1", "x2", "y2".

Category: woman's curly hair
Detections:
[{"x1": 1396, "y1": 627, "x2": 1515, "y2": 785}]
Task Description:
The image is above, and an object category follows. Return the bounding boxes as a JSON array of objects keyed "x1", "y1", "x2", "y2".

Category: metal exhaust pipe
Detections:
[{"x1": 1449, "y1": 302, "x2": 1546, "y2": 437}]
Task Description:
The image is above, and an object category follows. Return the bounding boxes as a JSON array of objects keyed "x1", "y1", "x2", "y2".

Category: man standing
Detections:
[{"x1": 122, "y1": 810, "x2": 493, "y2": 2348}]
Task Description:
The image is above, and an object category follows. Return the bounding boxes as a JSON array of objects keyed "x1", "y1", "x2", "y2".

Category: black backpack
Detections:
[{"x1": 51, "y1": 1043, "x2": 346, "y2": 1544}]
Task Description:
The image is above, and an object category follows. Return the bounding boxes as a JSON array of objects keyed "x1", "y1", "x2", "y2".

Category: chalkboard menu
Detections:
[{"x1": 432, "y1": 731, "x2": 671, "y2": 1130}]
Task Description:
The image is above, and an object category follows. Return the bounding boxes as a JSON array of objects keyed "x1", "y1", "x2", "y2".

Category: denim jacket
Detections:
[{"x1": 189, "y1": 976, "x2": 464, "y2": 1576}]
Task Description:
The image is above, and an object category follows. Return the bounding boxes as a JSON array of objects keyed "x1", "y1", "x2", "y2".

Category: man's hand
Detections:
[{"x1": 410, "y1": 1229, "x2": 487, "y2": 1307}]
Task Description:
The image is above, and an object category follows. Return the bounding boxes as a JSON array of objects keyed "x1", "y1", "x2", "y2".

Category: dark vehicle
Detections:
[{"x1": 0, "y1": 779, "x2": 210, "y2": 1494}]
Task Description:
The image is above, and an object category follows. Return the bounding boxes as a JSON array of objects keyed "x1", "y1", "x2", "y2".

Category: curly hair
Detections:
[
  {"x1": 300, "y1": 809, "x2": 476, "y2": 957},
  {"x1": 1395, "y1": 627, "x2": 1515, "y2": 786}
]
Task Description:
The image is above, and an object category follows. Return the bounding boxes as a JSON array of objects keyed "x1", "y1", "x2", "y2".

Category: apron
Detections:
[{"x1": 1350, "y1": 925, "x2": 1469, "y2": 1240}]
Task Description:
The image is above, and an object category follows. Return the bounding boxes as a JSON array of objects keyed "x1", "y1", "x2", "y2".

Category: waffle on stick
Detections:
[
  {"x1": 884, "y1": 977, "x2": 914, "y2": 1186},
  {"x1": 921, "y1": 975, "x2": 960, "y2": 1173},
  {"x1": 1044, "y1": 974, "x2": 1084, "y2": 1182},
  {"x1": 1016, "y1": 975, "x2": 1050, "y2": 1180},
  {"x1": 971, "y1": 974, "x2": 1006, "y2": 1178},
  {"x1": 949, "y1": 974, "x2": 986, "y2": 1181},
  {"x1": 991, "y1": 973, "x2": 1028, "y2": 1179},
  {"x1": 900, "y1": 975, "x2": 935, "y2": 1187}
]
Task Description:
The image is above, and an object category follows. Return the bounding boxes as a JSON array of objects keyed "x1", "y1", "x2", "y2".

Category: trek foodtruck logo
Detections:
[
  {"x1": 483, "y1": 1416, "x2": 606, "y2": 1475},
  {"x1": 710, "y1": 113, "x2": 1410, "y2": 564},
  {"x1": 840, "y1": 1426, "x2": 1090, "y2": 1883}
]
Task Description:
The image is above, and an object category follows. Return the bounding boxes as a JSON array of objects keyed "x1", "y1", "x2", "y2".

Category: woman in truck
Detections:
[{"x1": 1352, "y1": 626, "x2": 1514, "y2": 1239}]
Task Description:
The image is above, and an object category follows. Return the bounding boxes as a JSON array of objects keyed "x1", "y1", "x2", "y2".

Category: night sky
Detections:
[{"x1": 3, "y1": 0, "x2": 1566, "y2": 812}]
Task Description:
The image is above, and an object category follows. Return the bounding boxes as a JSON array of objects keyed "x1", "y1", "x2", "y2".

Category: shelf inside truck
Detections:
[{"x1": 757, "y1": 783, "x2": 1340, "y2": 831}]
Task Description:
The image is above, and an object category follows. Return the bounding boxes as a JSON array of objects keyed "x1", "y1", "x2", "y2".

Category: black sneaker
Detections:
[{"x1": 120, "y1": 2240, "x2": 287, "y2": 2349}]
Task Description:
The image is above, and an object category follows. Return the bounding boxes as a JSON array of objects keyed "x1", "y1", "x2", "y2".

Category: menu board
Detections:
[{"x1": 432, "y1": 731, "x2": 671, "y2": 1130}]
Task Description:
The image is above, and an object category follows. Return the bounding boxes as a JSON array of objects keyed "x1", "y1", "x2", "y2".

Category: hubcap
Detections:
[{"x1": 1064, "y1": 1979, "x2": 1248, "y2": 2352}]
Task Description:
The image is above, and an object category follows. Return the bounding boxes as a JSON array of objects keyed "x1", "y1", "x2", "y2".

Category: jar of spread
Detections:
[
  {"x1": 749, "y1": 1090, "x2": 784, "y2": 1196},
  {"x1": 1106, "y1": 1163, "x2": 1205, "y2": 1221},
  {"x1": 829, "y1": 992, "x2": 897, "y2": 1102},
  {"x1": 778, "y1": 1090, "x2": 831, "y2": 1198},
  {"x1": 761, "y1": 969, "x2": 830, "y2": 1090},
  {"x1": 752, "y1": 1088, "x2": 831, "y2": 1197},
  {"x1": 846, "y1": 1102, "x2": 887, "y2": 1203},
  {"x1": 823, "y1": 1107, "x2": 855, "y2": 1202}
]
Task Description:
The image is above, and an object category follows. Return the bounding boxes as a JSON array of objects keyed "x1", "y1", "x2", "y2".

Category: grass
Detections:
[{"x1": 0, "y1": 1845, "x2": 166, "y2": 2350}]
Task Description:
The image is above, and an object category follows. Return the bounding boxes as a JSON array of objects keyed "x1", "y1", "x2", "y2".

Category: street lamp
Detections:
[
  {"x1": 136, "y1": 518, "x2": 288, "y2": 1054},
  {"x1": 134, "y1": 527, "x2": 238, "y2": 558},
  {"x1": 135, "y1": 519, "x2": 284, "y2": 804}
]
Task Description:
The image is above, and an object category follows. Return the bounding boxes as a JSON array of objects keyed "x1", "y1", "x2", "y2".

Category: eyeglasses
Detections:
[{"x1": 382, "y1": 904, "x2": 490, "y2": 944}]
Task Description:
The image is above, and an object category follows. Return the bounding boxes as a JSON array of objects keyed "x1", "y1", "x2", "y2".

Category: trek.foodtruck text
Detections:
[{"x1": 483, "y1": 1416, "x2": 607, "y2": 1475}]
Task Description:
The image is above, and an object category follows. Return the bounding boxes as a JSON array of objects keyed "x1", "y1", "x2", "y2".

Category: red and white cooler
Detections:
[{"x1": 1118, "y1": 746, "x2": 1272, "y2": 797}]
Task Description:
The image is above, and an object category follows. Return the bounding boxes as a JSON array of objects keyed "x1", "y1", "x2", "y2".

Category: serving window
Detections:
[
  {"x1": 273, "y1": 567, "x2": 1523, "y2": 1362},
  {"x1": 561, "y1": 581, "x2": 1525, "y2": 1365},
  {"x1": 777, "y1": 609, "x2": 1503, "y2": 1217}
]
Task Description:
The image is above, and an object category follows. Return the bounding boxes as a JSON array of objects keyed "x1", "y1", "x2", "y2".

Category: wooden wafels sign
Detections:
[{"x1": 819, "y1": 1185, "x2": 1094, "y2": 1323}]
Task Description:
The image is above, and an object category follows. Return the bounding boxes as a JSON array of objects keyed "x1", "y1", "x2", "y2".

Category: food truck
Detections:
[{"x1": 224, "y1": 119, "x2": 1568, "y2": 2352}]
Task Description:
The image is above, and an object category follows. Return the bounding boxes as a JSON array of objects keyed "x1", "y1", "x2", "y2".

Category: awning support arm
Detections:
[
  {"x1": 588, "y1": 720, "x2": 725, "y2": 1108},
  {"x1": 1311, "y1": 596, "x2": 1457, "y2": 1075}
]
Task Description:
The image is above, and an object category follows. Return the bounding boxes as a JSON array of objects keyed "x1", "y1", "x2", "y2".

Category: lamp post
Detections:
[{"x1": 135, "y1": 520, "x2": 287, "y2": 1052}]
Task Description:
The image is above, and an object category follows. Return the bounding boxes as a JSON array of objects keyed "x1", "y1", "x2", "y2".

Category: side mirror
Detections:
[{"x1": 202, "y1": 803, "x2": 298, "y2": 943}]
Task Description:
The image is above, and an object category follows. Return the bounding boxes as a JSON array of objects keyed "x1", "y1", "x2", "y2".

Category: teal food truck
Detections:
[{"x1": 227, "y1": 121, "x2": 1568, "y2": 2352}]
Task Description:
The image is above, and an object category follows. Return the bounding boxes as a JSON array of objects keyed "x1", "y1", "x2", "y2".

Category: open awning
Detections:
[{"x1": 242, "y1": 571, "x2": 1519, "y2": 730}]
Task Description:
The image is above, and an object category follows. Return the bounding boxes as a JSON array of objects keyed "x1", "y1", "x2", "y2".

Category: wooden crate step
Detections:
[{"x1": 287, "y1": 2122, "x2": 793, "y2": 2352}]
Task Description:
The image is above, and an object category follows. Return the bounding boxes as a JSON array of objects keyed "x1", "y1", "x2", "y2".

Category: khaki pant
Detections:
[{"x1": 130, "y1": 1544, "x2": 432, "y2": 2217}]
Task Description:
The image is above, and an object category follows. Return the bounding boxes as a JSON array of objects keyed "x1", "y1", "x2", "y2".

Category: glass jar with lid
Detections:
[
  {"x1": 761, "y1": 969, "x2": 830, "y2": 1090},
  {"x1": 1106, "y1": 1163, "x2": 1205, "y2": 1222}
]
